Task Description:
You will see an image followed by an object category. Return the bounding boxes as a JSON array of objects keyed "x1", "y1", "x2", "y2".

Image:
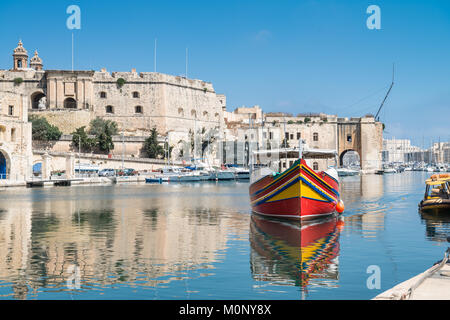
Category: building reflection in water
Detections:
[
  {"x1": 249, "y1": 214, "x2": 344, "y2": 297},
  {"x1": 419, "y1": 211, "x2": 450, "y2": 243},
  {"x1": 0, "y1": 184, "x2": 249, "y2": 299},
  {"x1": 339, "y1": 174, "x2": 387, "y2": 238}
]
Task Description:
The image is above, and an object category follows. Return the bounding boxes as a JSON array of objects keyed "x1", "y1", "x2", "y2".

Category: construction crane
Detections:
[{"x1": 375, "y1": 64, "x2": 395, "y2": 122}]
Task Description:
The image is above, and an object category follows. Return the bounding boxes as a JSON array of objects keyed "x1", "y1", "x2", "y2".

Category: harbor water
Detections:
[{"x1": 0, "y1": 171, "x2": 448, "y2": 300}]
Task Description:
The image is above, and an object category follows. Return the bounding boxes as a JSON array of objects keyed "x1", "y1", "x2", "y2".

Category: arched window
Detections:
[
  {"x1": 178, "y1": 108, "x2": 184, "y2": 116},
  {"x1": 313, "y1": 162, "x2": 319, "y2": 170},
  {"x1": 105, "y1": 105, "x2": 114, "y2": 114},
  {"x1": 64, "y1": 98, "x2": 77, "y2": 109},
  {"x1": 132, "y1": 91, "x2": 140, "y2": 98},
  {"x1": 135, "y1": 106, "x2": 143, "y2": 114},
  {"x1": 214, "y1": 112, "x2": 219, "y2": 119},
  {"x1": 203, "y1": 111, "x2": 208, "y2": 118},
  {"x1": 313, "y1": 132, "x2": 319, "y2": 142},
  {"x1": 191, "y1": 109, "x2": 197, "y2": 117},
  {"x1": 100, "y1": 91, "x2": 107, "y2": 98}
]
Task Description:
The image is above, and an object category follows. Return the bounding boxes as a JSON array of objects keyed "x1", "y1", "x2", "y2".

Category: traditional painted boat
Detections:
[
  {"x1": 249, "y1": 147, "x2": 344, "y2": 220},
  {"x1": 419, "y1": 174, "x2": 450, "y2": 213}
]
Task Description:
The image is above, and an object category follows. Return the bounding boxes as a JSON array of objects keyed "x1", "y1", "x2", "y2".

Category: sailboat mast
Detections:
[{"x1": 375, "y1": 64, "x2": 395, "y2": 121}]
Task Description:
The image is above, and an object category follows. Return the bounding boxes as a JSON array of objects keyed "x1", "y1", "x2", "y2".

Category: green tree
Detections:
[
  {"x1": 144, "y1": 128, "x2": 165, "y2": 158},
  {"x1": 88, "y1": 117, "x2": 118, "y2": 153},
  {"x1": 88, "y1": 117, "x2": 118, "y2": 136},
  {"x1": 72, "y1": 126, "x2": 96, "y2": 152},
  {"x1": 29, "y1": 115, "x2": 62, "y2": 141}
]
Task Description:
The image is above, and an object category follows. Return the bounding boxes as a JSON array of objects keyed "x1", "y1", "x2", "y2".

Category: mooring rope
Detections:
[{"x1": 400, "y1": 247, "x2": 450, "y2": 300}]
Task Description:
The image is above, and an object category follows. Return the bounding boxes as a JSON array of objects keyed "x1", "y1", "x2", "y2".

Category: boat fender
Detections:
[{"x1": 336, "y1": 200, "x2": 345, "y2": 214}]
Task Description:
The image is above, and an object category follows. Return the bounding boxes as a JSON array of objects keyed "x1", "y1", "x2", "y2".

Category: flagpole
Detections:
[
  {"x1": 154, "y1": 38, "x2": 157, "y2": 72},
  {"x1": 72, "y1": 32, "x2": 74, "y2": 71},
  {"x1": 185, "y1": 47, "x2": 188, "y2": 78}
]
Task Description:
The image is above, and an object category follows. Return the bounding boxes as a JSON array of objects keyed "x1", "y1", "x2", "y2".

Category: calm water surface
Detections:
[{"x1": 0, "y1": 172, "x2": 448, "y2": 300}]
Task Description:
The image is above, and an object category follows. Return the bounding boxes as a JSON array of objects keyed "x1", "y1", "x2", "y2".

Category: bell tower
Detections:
[
  {"x1": 12, "y1": 40, "x2": 28, "y2": 70},
  {"x1": 30, "y1": 50, "x2": 44, "y2": 71}
]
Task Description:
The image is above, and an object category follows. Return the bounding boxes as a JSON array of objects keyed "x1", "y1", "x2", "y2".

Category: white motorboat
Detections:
[
  {"x1": 383, "y1": 168, "x2": 397, "y2": 174},
  {"x1": 336, "y1": 167, "x2": 359, "y2": 176},
  {"x1": 215, "y1": 169, "x2": 235, "y2": 180},
  {"x1": 169, "y1": 172, "x2": 201, "y2": 182}
]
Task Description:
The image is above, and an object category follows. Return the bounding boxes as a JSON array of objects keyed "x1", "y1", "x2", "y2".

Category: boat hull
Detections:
[
  {"x1": 419, "y1": 199, "x2": 450, "y2": 214},
  {"x1": 249, "y1": 159, "x2": 339, "y2": 220}
]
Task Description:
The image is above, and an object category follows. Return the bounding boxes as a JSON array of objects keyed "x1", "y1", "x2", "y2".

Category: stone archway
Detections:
[
  {"x1": 339, "y1": 149, "x2": 361, "y2": 168},
  {"x1": 64, "y1": 97, "x2": 77, "y2": 109},
  {"x1": 0, "y1": 149, "x2": 11, "y2": 180},
  {"x1": 31, "y1": 91, "x2": 46, "y2": 110}
]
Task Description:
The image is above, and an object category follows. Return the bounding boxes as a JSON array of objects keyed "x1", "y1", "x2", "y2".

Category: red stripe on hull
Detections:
[
  {"x1": 300, "y1": 197, "x2": 336, "y2": 218},
  {"x1": 252, "y1": 197, "x2": 300, "y2": 218}
]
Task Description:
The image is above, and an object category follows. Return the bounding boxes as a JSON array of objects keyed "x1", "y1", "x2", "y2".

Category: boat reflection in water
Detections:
[
  {"x1": 249, "y1": 213, "x2": 344, "y2": 296},
  {"x1": 419, "y1": 211, "x2": 450, "y2": 243}
]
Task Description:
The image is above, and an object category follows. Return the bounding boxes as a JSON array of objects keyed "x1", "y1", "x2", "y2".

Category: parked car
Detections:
[
  {"x1": 117, "y1": 168, "x2": 138, "y2": 176},
  {"x1": 98, "y1": 168, "x2": 116, "y2": 177}
]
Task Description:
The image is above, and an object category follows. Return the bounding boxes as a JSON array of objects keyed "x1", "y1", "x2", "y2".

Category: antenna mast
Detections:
[{"x1": 375, "y1": 64, "x2": 395, "y2": 121}]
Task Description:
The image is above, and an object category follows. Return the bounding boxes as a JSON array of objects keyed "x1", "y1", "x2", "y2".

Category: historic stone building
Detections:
[
  {"x1": 0, "y1": 91, "x2": 32, "y2": 181},
  {"x1": 0, "y1": 41, "x2": 225, "y2": 138},
  {"x1": 0, "y1": 40, "x2": 383, "y2": 173},
  {"x1": 222, "y1": 108, "x2": 383, "y2": 172}
]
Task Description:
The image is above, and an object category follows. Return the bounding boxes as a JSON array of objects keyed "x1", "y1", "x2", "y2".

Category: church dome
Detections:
[
  {"x1": 13, "y1": 40, "x2": 28, "y2": 56},
  {"x1": 30, "y1": 50, "x2": 43, "y2": 70},
  {"x1": 30, "y1": 50, "x2": 42, "y2": 64}
]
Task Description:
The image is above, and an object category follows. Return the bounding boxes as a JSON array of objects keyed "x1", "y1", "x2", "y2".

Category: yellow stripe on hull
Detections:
[
  {"x1": 300, "y1": 181, "x2": 331, "y2": 202},
  {"x1": 266, "y1": 180, "x2": 300, "y2": 203}
]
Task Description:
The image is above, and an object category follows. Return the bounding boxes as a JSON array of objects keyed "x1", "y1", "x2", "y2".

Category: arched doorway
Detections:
[
  {"x1": 33, "y1": 162, "x2": 42, "y2": 177},
  {"x1": 0, "y1": 151, "x2": 10, "y2": 180},
  {"x1": 339, "y1": 149, "x2": 361, "y2": 168},
  {"x1": 31, "y1": 92, "x2": 46, "y2": 110},
  {"x1": 64, "y1": 98, "x2": 77, "y2": 109}
]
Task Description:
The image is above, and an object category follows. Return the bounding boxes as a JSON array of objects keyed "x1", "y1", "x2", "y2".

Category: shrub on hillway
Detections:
[{"x1": 29, "y1": 115, "x2": 62, "y2": 141}]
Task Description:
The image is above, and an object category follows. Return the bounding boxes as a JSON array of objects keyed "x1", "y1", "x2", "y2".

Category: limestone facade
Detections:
[
  {"x1": 223, "y1": 109, "x2": 383, "y2": 171},
  {"x1": 0, "y1": 92, "x2": 32, "y2": 181},
  {"x1": 0, "y1": 41, "x2": 225, "y2": 139}
]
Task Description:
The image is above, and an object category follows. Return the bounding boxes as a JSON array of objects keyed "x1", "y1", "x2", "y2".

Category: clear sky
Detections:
[{"x1": 0, "y1": 0, "x2": 448, "y2": 147}]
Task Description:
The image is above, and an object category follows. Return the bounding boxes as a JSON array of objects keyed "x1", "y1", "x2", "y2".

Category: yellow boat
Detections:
[{"x1": 418, "y1": 174, "x2": 450, "y2": 213}]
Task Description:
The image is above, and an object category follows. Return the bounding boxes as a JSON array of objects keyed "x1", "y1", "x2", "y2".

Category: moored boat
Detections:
[
  {"x1": 336, "y1": 167, "x2": 359, "y2": 177},
  {"x1": 249, "y1": 146, "x2": 344, "y2": 220},
  {"x1": 418, "y1": 174, "x2": 450, "y2": 214}
]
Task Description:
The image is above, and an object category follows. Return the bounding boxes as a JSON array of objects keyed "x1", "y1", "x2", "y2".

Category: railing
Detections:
[{"x1": 0, "y1": 174, "x2": 9, "y2": 180}]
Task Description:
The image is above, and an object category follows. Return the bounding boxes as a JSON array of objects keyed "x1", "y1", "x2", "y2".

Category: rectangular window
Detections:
[
  {"x1": 8, "y1": 106, "x2": 13, "y2": 116},
  {"x1": 285, "y1": 132, "x2": 289, "y2": 140},
  {"x1": 269, "y1": 132, "x2": 273, "y2": 140},
  {"x1": 347, "y1": 135, "x2": 352, "y2": 142},
  {"x1": 290, "y1": 134, "x2": 294, "y2": 140},
  {"x1": 297, "y1": 132, "x2": 301, "y2": 140},
  {"x1": 11, "y1": 128, "x2": 15, "y2": 142},
  {"x1": 313, "y1": 132, "x2": 319, "y2": 142}
]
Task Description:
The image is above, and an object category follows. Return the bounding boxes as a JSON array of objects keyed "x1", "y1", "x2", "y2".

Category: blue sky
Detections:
[{"x1": 0, "y1": 0, "x2": 449, "y2": 147}]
